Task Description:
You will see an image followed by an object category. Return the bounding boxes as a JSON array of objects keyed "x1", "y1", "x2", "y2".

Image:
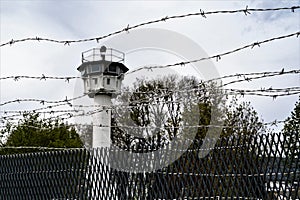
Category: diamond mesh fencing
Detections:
[{"x1": 0, "y1": 132, "x2": 299, "y2": 200}]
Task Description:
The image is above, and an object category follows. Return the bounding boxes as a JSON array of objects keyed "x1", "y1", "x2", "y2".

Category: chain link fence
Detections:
[{"x1": 0, "y1": 132, "x2": 299, "y2": 200}]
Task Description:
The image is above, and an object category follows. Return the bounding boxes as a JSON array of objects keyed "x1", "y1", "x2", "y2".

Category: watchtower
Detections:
[{"x1": 77, "y1": 46, "x2": 129, "y2": 147}]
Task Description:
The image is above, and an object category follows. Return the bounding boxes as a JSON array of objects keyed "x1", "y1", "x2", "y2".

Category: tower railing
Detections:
[{"x1": 81, "y1": 48, "x2": 125, "y2": 63}]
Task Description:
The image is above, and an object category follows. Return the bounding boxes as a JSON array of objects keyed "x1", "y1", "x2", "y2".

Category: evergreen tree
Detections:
[
  {"x1": 281, "y1": 96, "x2": 300, "y2": 183},
  {"x1": 282, "y1": 96, "x2": 300, "y2": 157},
  {"x1": 0, "y1": 112, "x2": 83, "y2": 154}
]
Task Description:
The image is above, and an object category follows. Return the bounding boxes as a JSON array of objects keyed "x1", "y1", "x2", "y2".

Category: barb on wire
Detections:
[
  {"x1": 127, "y1": 31, "x2": 300, "y2": 74},
  {"x1": 208, "y1": 69, "x2": 300, "y2": 84},
  {"x1": 227, "y1": 87, "x2": 300, "y2": 93},
  {"x1": 1, "y1": 87, "x2": 298, "y2": 122},
  {"x1": 0, "y1": 109, "x2": 83, "y2": 114},
  {"x1": 1, "y1": 86, "x2": 298, "y2": 108},
  {"x1": 1, "y1": 69, "x2": 299, "y2": 86},
  {"x1": 0, "y1": 94, "x2": 87, "y2": 107},
  {"x1": 0, "y1": 75, "x2": 80, "y2": 81},
  {"x1": 0, "y1": 118, "x2": 287, "y2": 133},
  {"x1": 1, "y1": 69, "x2": 299, "y2": 119},
  {"x1": 1, "y1": 6, "x2": 299, "y2": 47},
  {"x1": 227, "y1": 91, "x2": 300, "y2": 98},
  {"x1": 0, "y1": 109, "x2": 85, "y2": 122},
  {"x1": 222, "y1": 69, "x2": 300, "y2": 86}
]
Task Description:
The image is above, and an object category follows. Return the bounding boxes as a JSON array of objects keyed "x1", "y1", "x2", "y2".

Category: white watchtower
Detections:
[{"x1": 77, "y1": 46, "x2": 129, "y2": 148}]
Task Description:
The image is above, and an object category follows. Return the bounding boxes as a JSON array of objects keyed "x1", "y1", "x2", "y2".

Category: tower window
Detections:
[
  {"x1": 81, "y1": 69, "x2": 86, "y2": 76},
  {"x1": 107, "y1": 78, "x2": 110, "y2": 85},
  {"x1": 109, "y1": 65, "x2": 117, "y2": 72},
  {"x1": 91, "y1": 64, "x2": 100, "y2": 72},
  {"x1": 93, "y1": 78, "x2": 98, "y2": 85}
]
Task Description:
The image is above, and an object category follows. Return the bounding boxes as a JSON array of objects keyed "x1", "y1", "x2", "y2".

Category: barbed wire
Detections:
[
  {"x1": 0, "y1": 112, "x2": 287, "y2": 131},
  {"x1": 0, "y1": 124, "x2": 288, "y2": 151},
  {"x1": 75, "y1": 86, "x2": 300, "y2": 96},
  {"x1": 0, "y1": 102, "x2": 74, "y2": 117},
  {"x1": 1, "y1": 86, "x2": 299, "y2": 120},
  {"x1": 1, "y1": 85, "x2": 299, "y2": 123},
  {"x1": 0, "y1": 94, "x2": 87, "y2": 107},
  {"x1": 0, "y1": 109, "x2": 83, "y2": 114},
  {"x1": 78, "y1": 119, "x2": 287, "y2": 129},
  {"x1": 224, "y1": 89, "x2": 300, "y2": 99},
  {"x1": 1, "y1": 67, "x2": 299, "y2": 108},
  {"x1": 2, "y1": 86, "x2": 300, "y2": 114},
  {"x1": 0, "y1": 109, "x2": 85, "y2": 123},
  {"x1": 1, "y1": 6, "x2": 299, "y2": 47},
  {"x1": 210, "y1": 69, "x2": 300, "y2": 84},
  {"x1": 127, "y1": 32, "x2": 300, "y2": 75},
  {"x1": 0, "y1": 75, "x2": 80, "y2": 82},
  {"x1": 228, "y1": 87, "x2": 300, "y2": 93},
  {"x1": 1, "y1": 69, "x2": 298, "y2": 83},
  {"x1": 222, "y1": 69, "x2": 300, "y2": 86}
]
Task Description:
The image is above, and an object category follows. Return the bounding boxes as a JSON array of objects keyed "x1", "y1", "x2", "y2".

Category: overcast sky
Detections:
[{"x1": 0, "y1": 1, "x2": 299, "y2": 131}]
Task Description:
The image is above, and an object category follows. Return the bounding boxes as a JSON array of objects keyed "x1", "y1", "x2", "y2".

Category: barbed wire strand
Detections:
[
  {"x1": 1, "y1": 6, "x2": 299, "y2": 47},
  {"x1": 127, "y1": 32, "x2": 300, "y2": 75},
  {"x1": 0, "y1": 130, "x2": 289, "y2": 151},
  {"x1": 0, "y1": 94, "x2": 87, "y2": 107},
  {"x1": 0, "y1": 75, "x2": 80, "y2": 82},
  {"x1": 1, "y1": 86, "x2": 300, "y2": 118},
  {"x1": 1, "y1": 69, "x2": 298, "y2": 83},
  {"x1": 0, "y1": 114, "x2": 287, "y2": 132},
  {"x1": 1, "y1": 88, "x2": 299, "y2": 121},
  {"x1": 210, "y1": 69, "x2": 300, "y2": 84},
  {"x1": 1, "y1": 87, "x2": 299, "y2": 124},
  {"x1": 1, "y1": 86, "x2": 299, "y2": 116},
  {"x1": 1, "y1": 68, "x2": 299, "y2": 108}
]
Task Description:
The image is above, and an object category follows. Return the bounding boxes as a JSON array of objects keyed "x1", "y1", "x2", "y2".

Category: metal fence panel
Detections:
[{"x1": 0, "y1": 133, "x2": 299, "y2": 199}]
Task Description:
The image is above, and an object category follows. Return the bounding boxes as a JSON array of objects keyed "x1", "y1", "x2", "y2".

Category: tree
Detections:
[
  {"x1": 111, "y1": 75, "x2": 268, "y2": 199},
  {"x1": 222, "y1": 96, "x2": 265, "y2": 137},
  {"x1": 0, "y1": 112, "x2": 83, "y2": 154},
  {"x1": 217, "y1": 97, "x2": 267, "y2": 198},
  {"x1": 111, "y1": 75, "x2": 225, "y2": 199},
  {"x1": 0, "y1": 112, "x2": 88, "y2": 199},
  {"x1": 281, "y1": 96, "x2": 300, "y2": 184},
  {"x1": 170, "y1": 95, "x2": 267, "y2": 198},
  {"x1": 282, "y1": 96, "x2": 300, "y2": 157}
]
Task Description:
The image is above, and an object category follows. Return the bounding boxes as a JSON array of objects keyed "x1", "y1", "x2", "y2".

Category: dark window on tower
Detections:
[
  {"x1": 107, "y1": 78, "x2": 110, "y2": 85},
  {"x1": 109, "y1": 65, "x2": 117, "y2": 72}
]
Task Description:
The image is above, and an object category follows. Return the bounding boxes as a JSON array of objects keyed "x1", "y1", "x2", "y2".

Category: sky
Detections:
[{"x1": 0, "y1": 0, "x2": 299, "y2": 132}]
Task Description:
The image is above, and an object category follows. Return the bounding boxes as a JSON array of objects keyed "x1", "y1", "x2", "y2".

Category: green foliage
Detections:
[
  {"x1": 222, "y1": 96, "x2": 265, "y2": 137},
  {"x1": 112, "y1": 75, "x2": 219, "y2": 150},
  {"x1": 282, "y1": 96, "x2": 300, "y2": 156},
  {"x1": 0, "y1": 113, "x2": 83, "y2": 154},
  {"x1": 281, "y1": 96, "x2": 300, "y2": 182},
  {"x1": 112, "y1": 75, "x2": 268, "y2": 198},
  {"x1": 112, "y1": 75, "x2": 265, "y2": 150}
]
